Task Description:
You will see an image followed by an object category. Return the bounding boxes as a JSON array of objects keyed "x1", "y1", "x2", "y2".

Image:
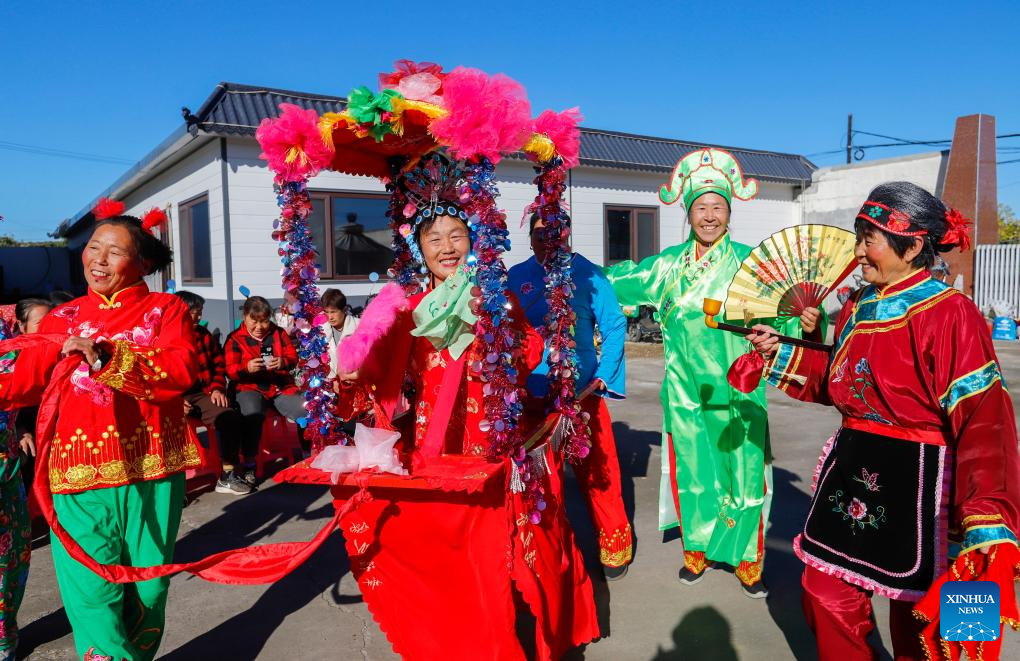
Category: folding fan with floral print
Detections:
[{"x1": 723, "y1": 224, "x2": 858, "y2": 323}]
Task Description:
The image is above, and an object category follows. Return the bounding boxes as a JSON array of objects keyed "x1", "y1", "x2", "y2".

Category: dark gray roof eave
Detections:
[{"x1": 55, "y1": 81, "x2": 818, "y2": 235}]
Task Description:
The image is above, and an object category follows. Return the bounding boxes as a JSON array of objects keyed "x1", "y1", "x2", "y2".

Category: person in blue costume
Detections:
[{"x1": 509, "y1": 213, "x2": 632, "y2": 579}]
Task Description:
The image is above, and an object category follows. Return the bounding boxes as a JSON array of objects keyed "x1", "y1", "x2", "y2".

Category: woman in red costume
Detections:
[
  {"x1": 336, "y1": 153, "x2": 544, "y2": 466},
  {"x1": 749, "y1": 181, "x2": 1020, "y2": 661},
  {"x1": 332, "y1": 152, "x2": 599, "y2": 660},
  {"x1": 0, "y1": 199, "x2": 199, "y2": 661}
]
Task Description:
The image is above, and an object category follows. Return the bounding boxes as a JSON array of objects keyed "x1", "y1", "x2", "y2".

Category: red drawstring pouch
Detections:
[{"x1": 727, "y1": 350, "x2": 765, "y2": 393}]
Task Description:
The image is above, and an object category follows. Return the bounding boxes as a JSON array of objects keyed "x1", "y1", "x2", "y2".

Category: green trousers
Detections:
[{"x1": 51, "y1": 473, "x2": 184, "y2": 661}]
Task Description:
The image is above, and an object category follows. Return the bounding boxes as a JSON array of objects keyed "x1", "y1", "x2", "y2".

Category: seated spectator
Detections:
[
  {"x1": 224, "y1": 296, "x2": 306, "y2": 483},
  {"x1": 320, "y1": 288, "x2": 360, "y2": 379},
  {"x1": 175, "y1": 291, "x2": 251, "y2": 496}
]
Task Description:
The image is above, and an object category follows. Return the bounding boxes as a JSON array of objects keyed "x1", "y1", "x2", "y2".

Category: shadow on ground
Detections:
[
  {"x1": 650, "y1": 606, "x2": 739, "y2": 661},
  {"x1": 162, "y1": 482, "x2": 350, "y2": 659}
]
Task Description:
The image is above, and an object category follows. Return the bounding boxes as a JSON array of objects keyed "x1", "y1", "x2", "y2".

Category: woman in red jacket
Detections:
[
  {"x1": 0, "y1": 199, "x2": 198, "y2": 661},
  {"x1": 749, "y1": 182, "x2": 1020, "y2": 661},
  {"x1": 223, "y1": 296, "x2": 305, "y2": 487}
]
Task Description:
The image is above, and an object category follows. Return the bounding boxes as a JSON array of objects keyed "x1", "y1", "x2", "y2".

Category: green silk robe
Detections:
[{"x1": 605, "y1": 233, "x2": 806, "y2": 565}]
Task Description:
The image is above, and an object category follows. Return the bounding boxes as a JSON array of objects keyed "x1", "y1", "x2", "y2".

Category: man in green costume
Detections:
[{"x1": 605, "y1": 148, "x2": 816, "y2": 598}]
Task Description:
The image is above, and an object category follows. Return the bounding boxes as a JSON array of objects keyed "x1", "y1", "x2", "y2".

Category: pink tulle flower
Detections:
[
  {"x1": 429, "y1": 67, "x2": 533, "y2": 163},
  {"x1": 532, "y1": 107, "x2": 584, "y2": 168},
  {"x1": 379, "y1": 60, "x2": 444, "y2": 88},
  {"x1": 256, "y1": 104, "x2": 334, "y2": 182},
  {"x1": 380, "y1": 60, "x2": 446, "y2": 106}
]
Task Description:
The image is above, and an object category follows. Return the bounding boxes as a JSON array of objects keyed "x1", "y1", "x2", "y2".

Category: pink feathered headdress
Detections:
[
  {"x1": 428, "y1": 67, "x2": 533, "y2": 163},
  {"x1": 256, "y1": 103, "x2": 335, "y2": 182},
  {"x1": 532, "y1": 107, "x2": 583, "y2": 168}
]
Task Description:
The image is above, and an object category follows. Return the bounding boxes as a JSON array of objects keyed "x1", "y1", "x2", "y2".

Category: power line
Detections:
[
  {"x1": 998, "y1": 158, "x2": 1020, "y2": 165},
  {"x1": 852, "y1": 130, "x2": 951, "y2": 147},
  {"x1": 0, "y1": 140, "x2": 134, "y2": 166},
  {"x1": 808, "y1": 127, "x2": 1020, "y2": 162}
]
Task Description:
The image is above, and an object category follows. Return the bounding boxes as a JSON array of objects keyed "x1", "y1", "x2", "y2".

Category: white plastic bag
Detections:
[
  {"x1": 310, "y1": 445, "x2": 360, "y2": 483},
  {"x1": 354, "y1": 424, "x2": 407, "y2": 476},
  {"x1": 310, "y1": 424, "x2": 408, "y2": 482}
]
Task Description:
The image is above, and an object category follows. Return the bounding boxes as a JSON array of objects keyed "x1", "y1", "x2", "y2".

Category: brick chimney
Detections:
[{"x1": 940, "y1": 114, "x2": 998, "y2": 296}]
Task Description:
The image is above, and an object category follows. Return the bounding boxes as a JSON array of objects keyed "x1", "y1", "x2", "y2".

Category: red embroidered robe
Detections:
[
  {"x1": 766, "y1": 269, "x2": 1019, "y2": 598},
  {"x1": 0, "y1": 283, "x2": 200, "y2": 494}
]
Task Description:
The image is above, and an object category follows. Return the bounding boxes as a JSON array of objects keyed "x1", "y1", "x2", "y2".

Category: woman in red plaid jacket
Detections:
[
  {"x1": 223, "y1": 296, "x2": 305, "y2": 487},
  {"x1": 174, "y1": 291, "x2": 252, "y2": 495}
]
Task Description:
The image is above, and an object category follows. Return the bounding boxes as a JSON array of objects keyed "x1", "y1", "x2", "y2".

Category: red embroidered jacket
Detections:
[
  {"x1": 407, "y1": 291, "x2": 544, "y2": 456},
  {"x1": 223, "y1": 325, "x2": 298, "y2": 398},
  {"x1": 189, "y1": 324, "x2": 227, "y2": 395},
  {"x1": 0, "y1": 283, "x2": 200, "y2": 494},
  {"x1": 335, "y1": 290, "x2": 543, "y2": 457},
  {"x1": 765, "y1": 269, "x2": 1020, "y2": 554}
]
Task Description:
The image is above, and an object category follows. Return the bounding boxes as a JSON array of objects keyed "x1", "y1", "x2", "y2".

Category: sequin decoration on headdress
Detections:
[{"x1": 396, "y1": 151, "x2": 471, "y2": 270}]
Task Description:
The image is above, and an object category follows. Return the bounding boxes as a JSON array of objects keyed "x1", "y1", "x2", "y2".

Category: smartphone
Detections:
[{"x1": 260, "y1": 343, "x2": 274, "y2": 361}]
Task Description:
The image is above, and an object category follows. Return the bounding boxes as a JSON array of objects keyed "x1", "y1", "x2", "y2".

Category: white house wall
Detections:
[
  {"x1": 134, "y1": 136, "x2": 805, "y2": 332},
  {"x1": 800, "y1": 151, "x2": 946, "y2": 230},
  {"x1": 118, "y1": 139, "x2": 225, "y2": 300}
]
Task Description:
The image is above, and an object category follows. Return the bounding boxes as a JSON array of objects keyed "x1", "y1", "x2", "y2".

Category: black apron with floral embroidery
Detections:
[{"x1": 798, "y1": 427, "x2": 947, "y2": 599}]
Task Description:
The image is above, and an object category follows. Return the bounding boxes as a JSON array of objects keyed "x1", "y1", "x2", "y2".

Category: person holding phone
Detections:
[{"x1": 223, "y1": 296, "x2": 305, "y2": 487}]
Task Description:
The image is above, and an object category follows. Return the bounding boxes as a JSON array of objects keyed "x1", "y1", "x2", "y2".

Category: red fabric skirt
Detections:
[{"x1": 276, "y1": 453, "x2": 599, "y2": 661}]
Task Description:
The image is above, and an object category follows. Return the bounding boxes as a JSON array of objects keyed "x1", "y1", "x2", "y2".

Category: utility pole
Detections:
[{"x1": 846, "y1": 113, "x2": 853, "y2": 164}]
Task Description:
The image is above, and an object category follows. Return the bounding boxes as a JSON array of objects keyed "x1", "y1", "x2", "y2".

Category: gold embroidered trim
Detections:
[
  {"x1": 93, "y1": 340, "x2": 137, "y2": 391},
  {"x1": 49, "y1": 419, "x2": 200, "y2": 492},
  {"x1": 598, "y1": 524, "x2": 633, "y2": 567},
  {"x1": 684, "y1": 550, "x2": 708, "y2": 574},
  {"x1": 735, "y1": 560, "x2": 763, "y2": 586},
  {"x1": 832, "y1": 289, "x2": 957, "y2": 367},
  {"x1": 600, "y1": 546, "x2": 633, "y2": 567}
]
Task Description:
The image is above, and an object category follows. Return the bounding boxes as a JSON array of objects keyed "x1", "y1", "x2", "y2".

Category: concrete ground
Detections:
[{"x1": 13, "y1": 341, "x2": 1020, "y2": 660}]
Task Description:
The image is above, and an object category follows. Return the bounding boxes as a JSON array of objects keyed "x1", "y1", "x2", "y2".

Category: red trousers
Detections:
[
  {"x1": 571, "y1": 397, "x2": 632, "y2": 567},
  {"x1": 801, "y1": 565, "x2": 926, "y2": 661}
]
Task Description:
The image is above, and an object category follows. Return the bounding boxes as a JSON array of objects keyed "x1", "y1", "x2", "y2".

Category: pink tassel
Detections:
[
  {"x1": 533, "y1": 107, "x2": 583, "y2": 168},
  {"x1": 429, "y1": 67, "x2": 533, "y2": 163},
  {"x1": 338, "y1": 283, "x2": 410, "y2": 374},
  {"x1": 256, "y1": 103, "x2": 334, "y2": 182}
]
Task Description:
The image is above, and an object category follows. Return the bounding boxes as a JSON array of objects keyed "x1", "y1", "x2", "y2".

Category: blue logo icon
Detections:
[{"x1": 940, "y1": 581, "x2": 1000, "y2": 642}]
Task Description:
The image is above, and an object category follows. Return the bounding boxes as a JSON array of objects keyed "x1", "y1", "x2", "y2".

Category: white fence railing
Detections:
[{"x1": 975, "y1": 244, "x2": 1020, "y2": 317}]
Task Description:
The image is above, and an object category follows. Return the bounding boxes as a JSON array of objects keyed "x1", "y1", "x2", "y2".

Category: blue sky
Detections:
[{"x1": 2, "y1": 1, "x2": 1019, "y2": 241}]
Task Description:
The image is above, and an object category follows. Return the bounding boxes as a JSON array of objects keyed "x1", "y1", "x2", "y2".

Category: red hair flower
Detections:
[
  {"x1": 942, "y1": 207, "x2": 973, "y2": 252},
  {"x1": 887, "y1": 210, "x2": 911, "y2": 232},
  {"x1": 141, "y1": 207, "x2": 167, "y2": 233},
  {"x1": 94, "y1": 197, "x2": 126, "y2": 220}
]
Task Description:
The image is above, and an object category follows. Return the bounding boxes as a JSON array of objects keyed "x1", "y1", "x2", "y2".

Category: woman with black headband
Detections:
[{"x1": 749, "y1": 181, "x2": 1020, "y2": 660}]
